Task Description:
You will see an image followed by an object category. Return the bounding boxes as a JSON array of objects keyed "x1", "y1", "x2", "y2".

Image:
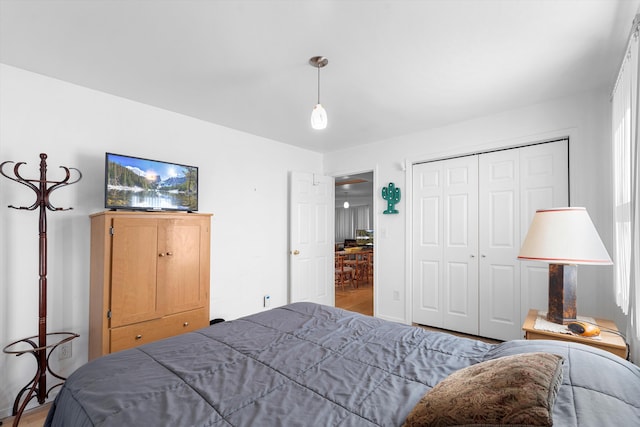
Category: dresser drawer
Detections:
[
  {"x1": 110, "y1": 318, "x2": 165, "y2": 353},
  {"x1": 109, "y1": 308, "x2": 208, "y2": 353},
  {"x1": 162, "y1": 307, "x2": 208, "y2": 336}
]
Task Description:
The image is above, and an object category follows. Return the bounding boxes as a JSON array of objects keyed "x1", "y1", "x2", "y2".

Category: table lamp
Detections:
[{"x1": 518, "y1": 207, "x2": 612, "y2": 324}]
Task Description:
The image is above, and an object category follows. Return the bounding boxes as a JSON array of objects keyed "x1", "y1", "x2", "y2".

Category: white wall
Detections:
[
  {"x1": 325, "y1": 89, "x2": 616, "y2": 326},
  {"x1": 0, "y1": 64, "x2": 322, "y2": 417}
]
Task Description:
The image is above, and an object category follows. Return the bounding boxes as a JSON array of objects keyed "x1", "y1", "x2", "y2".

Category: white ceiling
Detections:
[
  {"x1": 0, "y1": 0, "x2": 638, "y2": 154},
  {"x1": 336, "y1": 172, "x2": 373, "y2": 199}
]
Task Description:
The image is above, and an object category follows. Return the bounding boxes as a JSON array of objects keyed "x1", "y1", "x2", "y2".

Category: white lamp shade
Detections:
[
  {"x1": 518, "y1": 207, "x2": 612, "y2": 265},
  {"x1": 311, "y1": 104, "x2": 327, "y2": 130},
  {"x1": 343, "y1": 200, "x2": 349, "y2": 209}
]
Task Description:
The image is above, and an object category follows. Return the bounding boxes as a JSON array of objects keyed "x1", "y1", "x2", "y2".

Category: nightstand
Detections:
[{"x1": 522, "y1": 309, "x2": 628, "y2": 359}]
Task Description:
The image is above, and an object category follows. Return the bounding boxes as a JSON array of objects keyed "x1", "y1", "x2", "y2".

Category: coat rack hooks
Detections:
[
  {"x1": 1, "y1": 153, "x2": 82, "y2": 426},
  {"x1": 1, "y1": 153, "x2": 82, "y2": 211}
]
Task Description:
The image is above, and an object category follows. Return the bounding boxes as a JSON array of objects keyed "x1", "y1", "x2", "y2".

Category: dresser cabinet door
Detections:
[
  {"x1": 158, "y1": 218, "x2": 209, "y2": 314},
  {"x1": 110, "y1": 217, "x2": 161, "y2": 328}
]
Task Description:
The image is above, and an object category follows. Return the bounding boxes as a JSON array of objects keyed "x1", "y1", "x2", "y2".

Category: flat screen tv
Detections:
[{"x1": 105, "y1": 152, "x2": 198, "y2": 212}]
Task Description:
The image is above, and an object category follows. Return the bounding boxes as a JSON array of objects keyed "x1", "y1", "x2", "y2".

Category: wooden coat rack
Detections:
[{"x1": 1, "y1": 153, "x2": 81, "y2": 426}]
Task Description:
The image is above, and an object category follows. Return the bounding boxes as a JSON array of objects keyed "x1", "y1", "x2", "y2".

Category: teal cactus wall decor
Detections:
[{"x1": 382, "y1": 182, "x2": 401, "y2": 214}]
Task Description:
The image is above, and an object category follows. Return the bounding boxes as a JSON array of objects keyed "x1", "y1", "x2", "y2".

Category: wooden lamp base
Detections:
[{"x1": 547, "y1": 263, "x2": 577, "y2": 324}]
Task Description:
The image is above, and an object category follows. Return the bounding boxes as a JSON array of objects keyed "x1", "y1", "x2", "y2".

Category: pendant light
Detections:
[
  {"x1": 343, "y1": 192, "x2": 349, "y2": 209},
  {"x1": 309, "y1": 56, "x2": 328, "y2": 130}
]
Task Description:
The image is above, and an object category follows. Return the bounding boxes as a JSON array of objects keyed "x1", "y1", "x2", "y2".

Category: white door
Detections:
[
  {"x1": 413, "y1": 140, "x2": 568, "y2": 340},
  {"x1": 478, "y1": 150, "x2": 521, "y2": 340},
  {"x1": 413, "y1": 161, "x2": 445, "y2": 327},
  {"x1": 479, "y1": 140, "x2": 568, "y2": 340},
  {"x1": 413, "y1": 156, "x2": 479, "y2": 335},
  {"x1": 519, "y1": 141, "x2": 569, "y2": 324},
  {"x1": 289, "y1": 171, "x2": 335, "y2": 306}
]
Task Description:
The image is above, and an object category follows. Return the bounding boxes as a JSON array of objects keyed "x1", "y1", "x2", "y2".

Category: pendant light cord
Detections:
[{"x1": 317, "y1": 65, "x2": 321, "y2": 104}]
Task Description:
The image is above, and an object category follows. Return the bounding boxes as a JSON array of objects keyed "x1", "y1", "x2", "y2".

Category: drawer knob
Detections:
[
  {"x1": 166, "y1": 252, "x2": 173, "y2": 256},
  {"x1": 158, "y1": 253, "x2": 165, "y2": 257},
  {"x1": 183, "y1": 322, "x2": 189, "y2": 327},
  {"x1": 135, "y1": 334, "x2": 142, "y2": 340}
]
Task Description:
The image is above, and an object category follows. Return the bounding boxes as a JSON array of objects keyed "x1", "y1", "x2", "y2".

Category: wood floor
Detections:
[
  {"x1": 335, "y1": 279, "x2": 373, "y2": 316},
  {"x1": 0, "y1": 403, "x2": 50, "y2": 427}
]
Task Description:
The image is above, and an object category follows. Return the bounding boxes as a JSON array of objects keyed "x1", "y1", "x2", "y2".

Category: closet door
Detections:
[
  {"x1": 412, "y1": 161, "x2": 444, "y2": 327},
  {"x1": 413, "y1": 156, "x2": 479, "y2": 335},
  {"x1": 479, "y1": 140, "x2": 568, "y2": 340},
  {"x1": 412, "y1": 140, "x2": 568, "y2": 339},
  {"x1": 478, "y1": 150, "x2": 521, "y2": 340},
  {"x1": 519, "y1": 141, "x2": 569, "y2": 326}
]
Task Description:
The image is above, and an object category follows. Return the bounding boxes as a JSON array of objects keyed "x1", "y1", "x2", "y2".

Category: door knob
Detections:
[{"x1": 292, "y1": 250, "x2": 300, "y2": 255}]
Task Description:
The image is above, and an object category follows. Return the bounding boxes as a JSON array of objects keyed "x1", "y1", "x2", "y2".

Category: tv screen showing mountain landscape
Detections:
[{"x1": 105, "y1": 153, "x2": 198, "y2": 211}]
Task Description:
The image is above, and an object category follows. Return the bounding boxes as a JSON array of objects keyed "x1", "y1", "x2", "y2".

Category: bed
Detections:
[{"x1": 45, "y1": 302, "x2": 640, "y2": 426}]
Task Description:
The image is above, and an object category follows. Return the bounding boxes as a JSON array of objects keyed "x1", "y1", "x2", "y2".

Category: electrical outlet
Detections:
[
  {"x1": 58, "y1": 341, "x2": 72, "y2": 360},
  {"x1": 393, "y1": 290, "x2": 400, "y2": 301},
  {"x1": 263, "y1": 295, "x2": 271, "y2": 308}
]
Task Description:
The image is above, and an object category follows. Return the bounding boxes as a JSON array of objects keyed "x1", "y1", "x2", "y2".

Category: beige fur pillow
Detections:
[{"x1": 403, "y1": 352, "x2": 564, "y2": 427}]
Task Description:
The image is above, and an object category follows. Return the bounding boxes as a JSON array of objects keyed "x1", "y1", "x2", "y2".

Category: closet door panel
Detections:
[
  {"x1": 412, "y1": 164, "x2": 444, "y2": 327},
  {"x1": 443, "y1": 157, "x2": 478, "y2": 335},
  {"x1": 418, "y1": 260, "x2": 440, "y2": 312},
  {"x1": 485, "y1": 264, "x2": 518, "y2": 324},
  {"x1": 479, "y1": 151, "x2": 520, "y2": 340},
  {"x1": 418, "y1": 195, "x2": 441, "y2": 315},
  {"x1": 447, "y1": 262, "x2": 471, "y2": 315},
  {"x1": 522, "y1": 264, "x2": 549, "y2": 315},
  {"x1": 519, "y1": 141, "x2": 569, "y2": 324}
]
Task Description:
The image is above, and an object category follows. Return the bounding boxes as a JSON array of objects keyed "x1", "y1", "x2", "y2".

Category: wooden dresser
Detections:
[{"x1": 89, "y1": 210, "x2": 212, "y2": 360}]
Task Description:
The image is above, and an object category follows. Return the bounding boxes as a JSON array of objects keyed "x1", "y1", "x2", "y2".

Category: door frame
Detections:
[{"x1": 332, "y1": 167, "x2": 378, "y2": 315}]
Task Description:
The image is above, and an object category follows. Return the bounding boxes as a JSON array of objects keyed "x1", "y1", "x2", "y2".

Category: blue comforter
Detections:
[{"x1": 45, "y1": 302, "x2": 640, "y2": 426}]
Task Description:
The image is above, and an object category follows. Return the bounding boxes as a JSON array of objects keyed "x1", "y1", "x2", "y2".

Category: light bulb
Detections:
[
  {"x1": 343, "y1": 200, "x2": 349, "y2": 209},
  {"x1": 311, "y1": 104, "x2": 327, "y2": 130}
]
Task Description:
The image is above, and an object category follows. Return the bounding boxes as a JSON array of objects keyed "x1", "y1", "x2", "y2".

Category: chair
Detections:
[
  {"x1": 335, "y1": 253, "x2": 355, "y2": 291},
  {"x1": 360, "y1": 250, "x2": 373, "y2": 284},
  {"x1": 343, "y1": 251, "x2": 366, "y2": 287}
]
